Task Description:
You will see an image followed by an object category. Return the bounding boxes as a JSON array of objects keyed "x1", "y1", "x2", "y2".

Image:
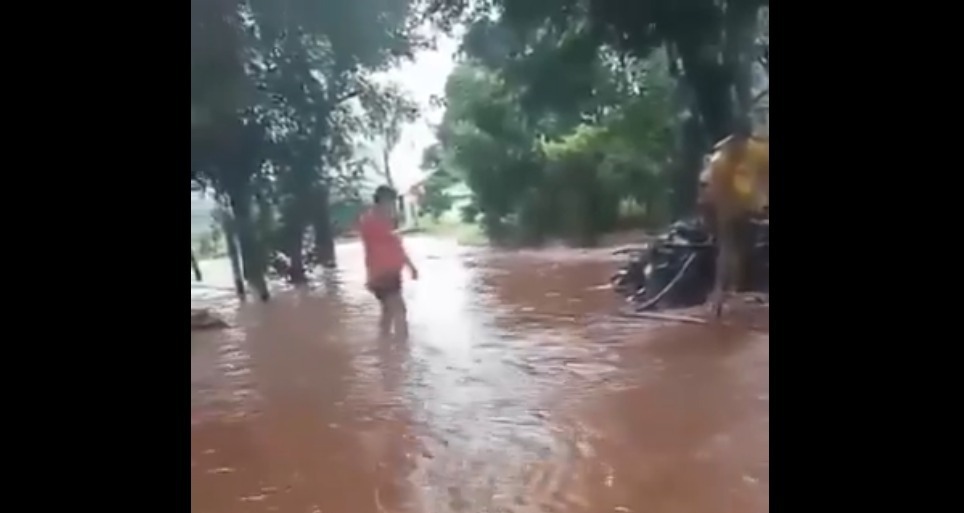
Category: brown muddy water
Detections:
[{"x1": 191, "y1": 236, "x2": 768, "y2": 513}]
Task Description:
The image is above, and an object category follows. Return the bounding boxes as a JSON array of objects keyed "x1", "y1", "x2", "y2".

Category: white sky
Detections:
[{"x1": 368, "y1": 32, "x2": 460, "y2": 192}]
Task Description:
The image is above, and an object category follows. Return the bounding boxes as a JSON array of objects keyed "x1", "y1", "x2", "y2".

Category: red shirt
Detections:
[{"x1": 358, "y1": 209, "x2": 406, "y2": 281}]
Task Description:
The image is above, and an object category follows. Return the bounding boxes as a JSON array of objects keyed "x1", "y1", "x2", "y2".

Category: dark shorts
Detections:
[{"x1": 368, "y1": 273, "x2": 402, "y2": 301}]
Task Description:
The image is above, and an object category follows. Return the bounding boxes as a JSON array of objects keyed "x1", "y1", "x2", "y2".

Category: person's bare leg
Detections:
[
  {"x1": 388, "y1": 294, "x2": 408, "y2": 339},
  {"x1": 379, "y1": 299, "x2": 393, "y2": 336}
]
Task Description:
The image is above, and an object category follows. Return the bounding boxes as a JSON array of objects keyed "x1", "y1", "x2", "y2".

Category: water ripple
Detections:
[{"x1": 191, "y1": 236, "x2": 768, "y2": 513}]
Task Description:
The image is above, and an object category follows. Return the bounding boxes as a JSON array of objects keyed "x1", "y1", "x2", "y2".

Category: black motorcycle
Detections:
[{"x1": 611, "y1": 217, "x2": 768, "y2": 311}]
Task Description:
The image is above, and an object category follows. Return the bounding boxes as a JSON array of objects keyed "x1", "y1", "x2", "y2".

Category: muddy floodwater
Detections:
[{"x1": 191, "y1": 236, "x2": 768, "y2": 513}]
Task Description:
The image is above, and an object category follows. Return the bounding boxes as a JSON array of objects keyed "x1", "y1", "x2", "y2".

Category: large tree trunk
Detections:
[
  {"x1": 277, "y1": 157, "x2": 314, "y2": 283},
  {"x1": 681, "y1": 60, "x2": 734, "y2": 144},
  {"x1": 220, "y1": 207, "x2": 246, "y2": 299},
  {"x1": 674, "y1": 13, "x2": 738, "y2": 141},
  {"x1": 281, "y1": 198, "x2": 309, "y2": 283},
  {"x1": 312, "y1": 185, "x2": 336, "y2": 268},
  {"x1": 724, "y1": 1, "x2": 761, "y2": 125},
  {"x1": 667, "y1": 18, "x2": 745, "y2": 216},
  {"x1": 230, "y1": 190, "x2": 270, "y2": 301},
  {"x1": 666, "y1": 43, "x2": 713, "y2": 218},
  {"x1": 671, "y1": 112, "x2": 707, "y2": 219},
  {"x1": 255, "y1": 191, "x2": 276, "y2": 251}
]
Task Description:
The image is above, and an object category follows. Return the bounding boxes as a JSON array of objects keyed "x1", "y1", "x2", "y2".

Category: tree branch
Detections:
[{"x1": 334, "y1": 89, "x2": 363, "y2": 104}]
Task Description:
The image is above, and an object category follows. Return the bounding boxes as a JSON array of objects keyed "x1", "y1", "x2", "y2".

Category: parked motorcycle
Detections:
[{"x1": 612, "y1": 217, "x2": 768, "y2": 311}]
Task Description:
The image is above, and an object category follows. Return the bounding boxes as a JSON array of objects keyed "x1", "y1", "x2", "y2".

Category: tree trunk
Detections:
[
  {"x1": 220, "y1": 207, "x2": 246, "y2": 299},
  {"x1": 312, "y1": 185, "x2": 336, "y2": 268},
  {"x1": 382, "y1": 147, "x2": 395, "y2": 188},
  {"x1": 382, "y1": 148, "x2": 403, "y2": 228},
  {"x1": 674, "y1": 17, "x2": 737, "y2": 142},
  {"x1": 667, "y1": 24, "x2": 740, "y2": 217},
  {"x1": 191, "y1": 250, "x2": 203, "y2": 282},
  {"x1": 397, "y1": 196, "x2": 406, "y2": 228},
  {"x1": 724, "y1": 1, "x2": 762, "y2": 120},
  {"x1": 230, "y1": 190, "x2": 270, "y2": 301},
  {"x1": 255, "y1": 191, "x2": 276, "y2": 252},
  {"x1": 665, "y1": 2, "x2": 763, "y2": 219},
  {"x1": 288, "y1": 232, "x2": 307, "y2": 282},
  {"x1": 671, "y1": 113, "x2": 707, "y2": 219},
  {"x1": 281, "y1": 201, "x2": 309, "y2": 283},
  {"x1": 667, "y1": 45, "x2": 701, "y2": 218},
  {"x1": 277, "y1": 157, "x2": 314, "y2": 284},
  {"x1": 683, "y1": 63, "x2": 734, "y2": 143}
]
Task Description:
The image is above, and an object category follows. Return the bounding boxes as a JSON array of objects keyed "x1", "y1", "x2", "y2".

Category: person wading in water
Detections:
[{"x1": 357, "y1": 185, "x2": 419, "y2": 337}]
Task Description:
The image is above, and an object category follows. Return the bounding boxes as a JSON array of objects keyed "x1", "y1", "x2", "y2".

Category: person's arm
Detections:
[
  {"x1": 398, "y1": 236, "x2": 419, "y2": 280},
  {"x1": 404, "y1": 251, "x2": 419, "y2": 280}
]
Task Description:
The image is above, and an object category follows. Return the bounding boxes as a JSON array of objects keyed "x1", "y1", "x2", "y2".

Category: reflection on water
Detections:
[{"x1": 191, "y1": 236, "x2": 768, "y2": 513}]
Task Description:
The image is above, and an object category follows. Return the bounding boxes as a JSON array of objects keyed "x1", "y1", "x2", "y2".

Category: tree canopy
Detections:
[
  {"x1": 189, "y1": 0, "x2": 770, "y2": 295},
  {"x1": 415, "y1": 0, "x2": 768, "y2": 243},
  {"x1": 423, "y1": 0, "x2": 768, "y2": 217},
  {"x1": 190, "y1": 0, "x2": 426, "y2": 294}
]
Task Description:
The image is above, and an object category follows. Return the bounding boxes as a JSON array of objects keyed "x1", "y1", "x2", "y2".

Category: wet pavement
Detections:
[{"x1": 191, "y1": 236, "x2": 768, "y2": 513}]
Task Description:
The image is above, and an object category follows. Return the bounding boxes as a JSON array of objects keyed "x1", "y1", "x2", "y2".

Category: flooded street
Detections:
[{"x1": 191, "y1": 236, "x2": 768, "y2": 513}]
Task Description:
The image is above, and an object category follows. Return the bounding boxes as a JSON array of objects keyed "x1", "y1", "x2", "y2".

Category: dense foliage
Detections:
[
  {"x1": 190, "y1": 0, "x2": 769, "y2": 298},
  {"x1": 419, "y1": 0, "x2": 768, "y2": 245},
  {"x1": 190, "y1": 0, "x2": 424, "y2": 296}
]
